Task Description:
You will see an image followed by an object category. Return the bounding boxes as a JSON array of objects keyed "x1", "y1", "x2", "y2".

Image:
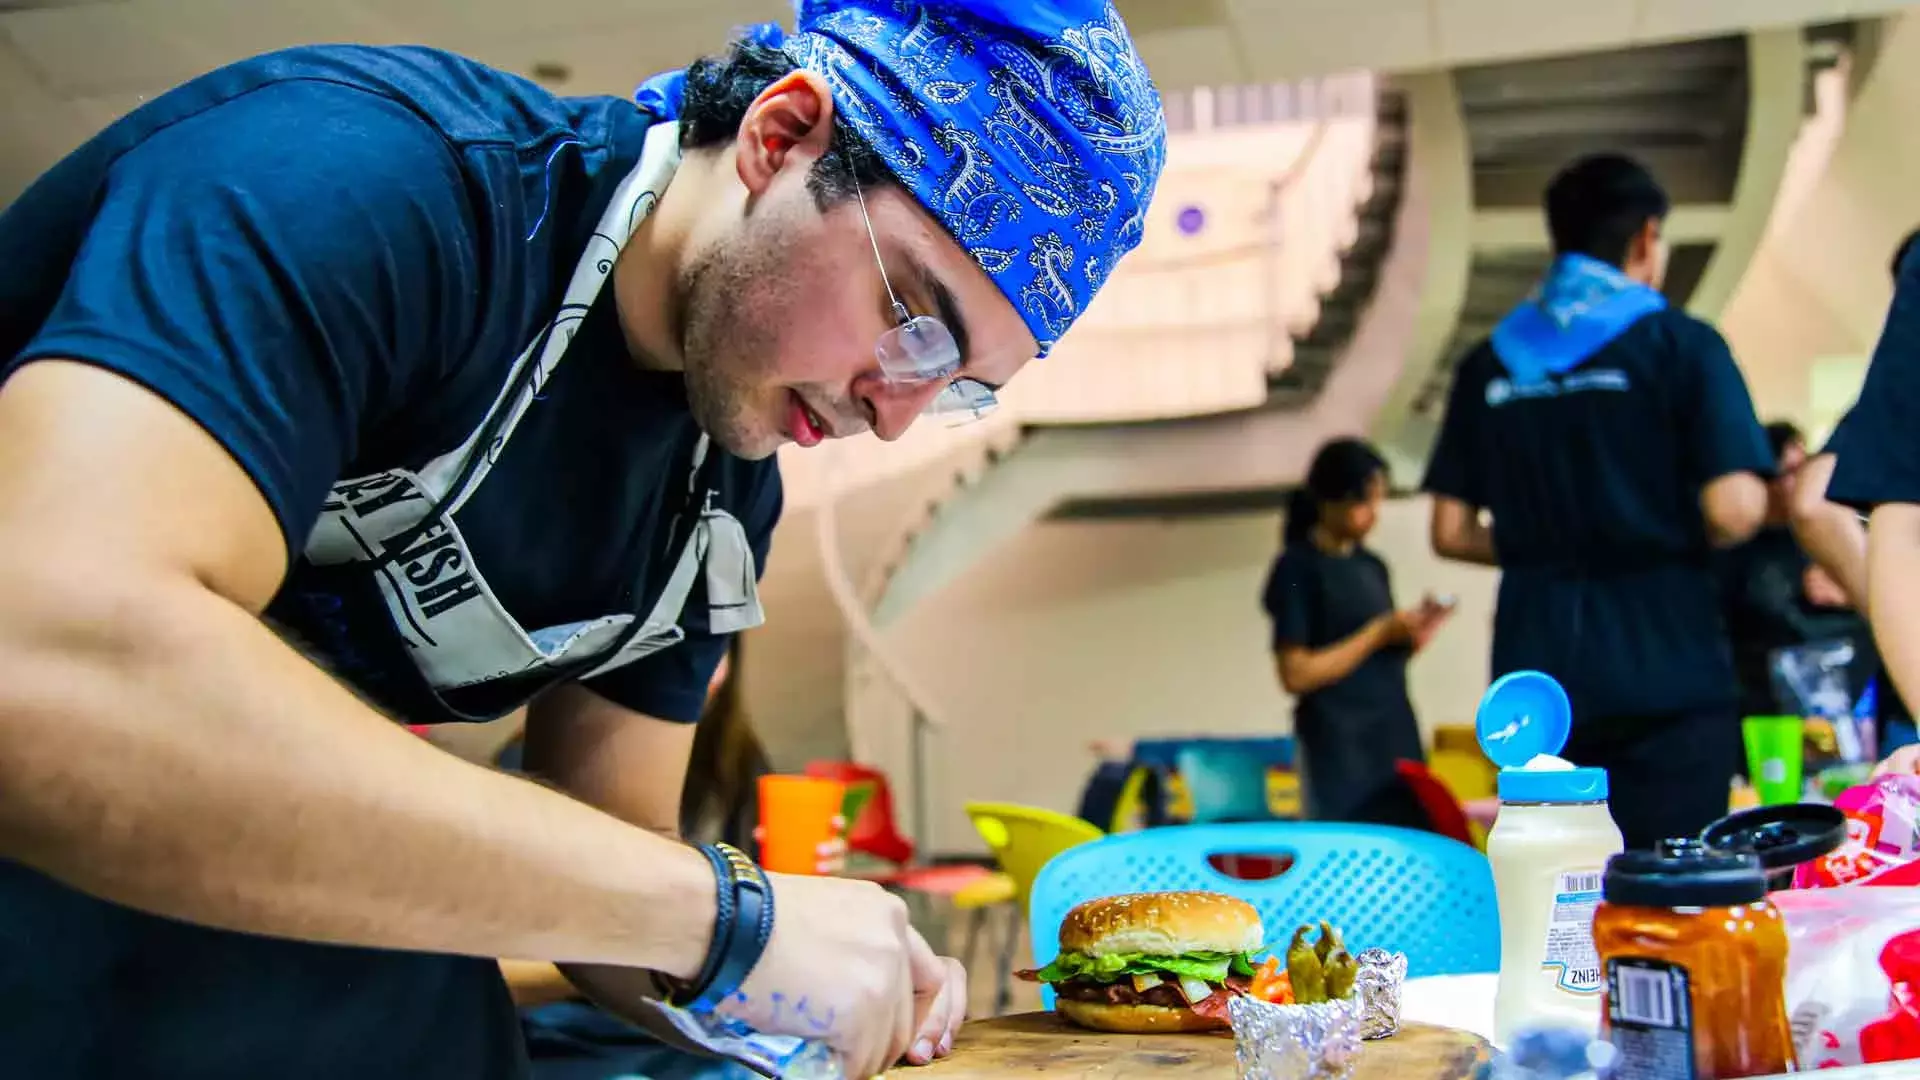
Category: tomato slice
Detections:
[{"x1": 1249, "y1": 957, "x2": 1295, "y2": 1005}]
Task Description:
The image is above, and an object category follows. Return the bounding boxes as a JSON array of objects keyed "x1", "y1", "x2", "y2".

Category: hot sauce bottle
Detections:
[{"x1": 1593, "y1": 841, "x2": 1795, "y2": 1079}]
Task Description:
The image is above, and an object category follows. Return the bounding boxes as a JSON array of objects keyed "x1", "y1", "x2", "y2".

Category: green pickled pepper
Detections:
[
  {"x1": 1323, "y1": 948, "x2": 1357, "y2": 1001},
  {"x1": 1285, "y1": 925, "x2": 1326, "y2": 1004},
  {"x1": 1315, "y1": 920, "x2": 1343, "y2": 964}
]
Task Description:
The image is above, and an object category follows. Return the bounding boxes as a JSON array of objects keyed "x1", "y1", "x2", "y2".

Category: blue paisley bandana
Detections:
[{"x1": 636, "y1": 1, "x2": 1168, "y2": 357}]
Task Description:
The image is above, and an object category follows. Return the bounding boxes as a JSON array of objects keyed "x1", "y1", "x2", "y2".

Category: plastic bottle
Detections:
[{"x1": 1476, "y1": 671, "x2": 1623, "y2": 1046}]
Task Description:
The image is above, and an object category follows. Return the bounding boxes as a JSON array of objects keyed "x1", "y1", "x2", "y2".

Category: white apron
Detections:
[{"x1": 280, "y1": 122, "x2": 763, "y2": 721}]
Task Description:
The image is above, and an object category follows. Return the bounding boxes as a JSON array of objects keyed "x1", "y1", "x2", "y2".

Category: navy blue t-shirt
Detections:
[
  {"x1": 1829, "y1": 242, "x2": 1920, "y2": 509},
  {"x1": 0, "y1": 46, "x2": 780, "y2": 1079},
  {"x1": 1422, "y1": 309, "x2": 1771, "y2": 719}
]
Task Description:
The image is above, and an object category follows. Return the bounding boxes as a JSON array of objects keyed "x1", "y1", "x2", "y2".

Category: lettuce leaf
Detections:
[{"x1": 1029, "y1": 949, "x2": 1259, "y2": 984}]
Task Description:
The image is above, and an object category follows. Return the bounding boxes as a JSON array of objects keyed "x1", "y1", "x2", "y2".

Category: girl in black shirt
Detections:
[{"x1": 1262, "y1": 439, "x2": 1451, "y2": 825}]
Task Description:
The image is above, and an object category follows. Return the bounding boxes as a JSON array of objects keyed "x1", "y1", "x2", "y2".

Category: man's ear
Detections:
[
  {"x1": 1621, "y1": 215, "x2": 1662, "y2": 282},
  {"x1": 735, "y1": 70, "x2": 837, "y2": 196},
  {"x1": 1634, "y1": 216, "x2": 1664, "y2": 262}
]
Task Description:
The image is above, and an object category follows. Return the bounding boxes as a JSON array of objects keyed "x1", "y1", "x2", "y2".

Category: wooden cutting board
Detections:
[{"x1": 903, "y1": 1011, "x2": 1491, "y2": 1079}]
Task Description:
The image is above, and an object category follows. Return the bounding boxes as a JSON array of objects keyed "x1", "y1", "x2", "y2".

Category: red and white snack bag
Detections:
[
  {"x1": 1777, "y1": 888, "x2": 1920, "y2": 1069},
  {"x1": 1794, "y1": 774, "x2": 1920, "y2": 889}
]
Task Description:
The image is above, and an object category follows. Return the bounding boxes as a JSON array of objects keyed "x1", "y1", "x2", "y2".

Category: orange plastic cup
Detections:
[{"x1": 757, "y1": 775, "x2": 846, "y2": 875}]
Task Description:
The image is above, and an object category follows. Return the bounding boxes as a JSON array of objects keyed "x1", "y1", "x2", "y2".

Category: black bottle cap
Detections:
[
  {"x1": 1603, "y1": 846, "x2": 1768, "y2": 908},
  {"x1": 1698, "y1": 803, "x2": 1848, "y2": 872}
]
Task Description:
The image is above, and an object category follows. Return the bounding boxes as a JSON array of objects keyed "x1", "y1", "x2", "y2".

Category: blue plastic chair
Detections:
[{"x1": 1028, "y1": 822, "x2": 1499, "y2": 991}]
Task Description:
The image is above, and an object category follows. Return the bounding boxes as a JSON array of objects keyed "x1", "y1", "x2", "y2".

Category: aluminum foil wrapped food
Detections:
[
  {"x1": 1353, "y1": 948, "x2": 1408, "y2": 1040},
  {"x1": 1229, "y1": 994, "x2": 1362, "y2": 1080}
]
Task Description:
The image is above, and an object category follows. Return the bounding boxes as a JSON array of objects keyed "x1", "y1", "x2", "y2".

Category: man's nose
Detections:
[{"x1": 856, "y1": 375, "x2": 945, "y2": 442}]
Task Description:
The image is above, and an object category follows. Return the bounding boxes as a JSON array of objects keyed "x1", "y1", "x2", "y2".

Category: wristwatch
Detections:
[{"x1": 665, "y1": 842, "x2": 775, "y2": 1012}]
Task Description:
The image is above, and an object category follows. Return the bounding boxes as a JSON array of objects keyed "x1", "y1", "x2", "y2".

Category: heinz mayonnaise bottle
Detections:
[{"x1": 1476, "y1": 671, "x2": 1622, "y2": 1047}]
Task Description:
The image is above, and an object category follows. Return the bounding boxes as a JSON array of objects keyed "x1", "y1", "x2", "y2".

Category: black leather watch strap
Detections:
[{"x1": 668, "y1": 842, "x2": 775, "y2": 1012}]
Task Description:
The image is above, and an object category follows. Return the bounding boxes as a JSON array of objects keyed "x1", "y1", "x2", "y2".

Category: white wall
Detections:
[
  {"x1": 773, "y1": 496, "x2": 1501, "y2": 855},
  {"x1": 1720, "y1": 14, "x2": 1920, "y2": 420}
]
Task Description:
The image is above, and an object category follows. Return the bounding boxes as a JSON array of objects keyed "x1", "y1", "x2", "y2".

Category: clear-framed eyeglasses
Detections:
[{"x1": 851, "y1": 178, "x2": 999, "y2": 425}]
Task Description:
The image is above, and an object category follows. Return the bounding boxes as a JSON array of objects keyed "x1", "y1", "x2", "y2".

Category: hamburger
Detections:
[{"x1": 1016, "y1": 891, "x2": 1262, "y2": 1033}]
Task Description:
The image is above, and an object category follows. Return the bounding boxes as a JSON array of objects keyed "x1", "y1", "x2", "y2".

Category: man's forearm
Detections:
[
  {"x1": 1436, "y1": 523, "x2": 1498, "y2": 566},
  {"x1": 1792, "y1": 453, "x2": 1871, "y2": 610},
  {"x1": 0, "y1": 571, "x2": 715, "y2": 977},
  {"x1": 1796, "y1": 505, "x2": 1871, "y2": 611},
  {"x1": 1431, "y1": 498, "x2": 1498, "y2": 566}
]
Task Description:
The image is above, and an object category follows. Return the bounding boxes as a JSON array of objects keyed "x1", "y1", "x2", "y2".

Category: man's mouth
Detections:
[{"x1": 788, "y1": 390, "x2": 829, "y2": 448}]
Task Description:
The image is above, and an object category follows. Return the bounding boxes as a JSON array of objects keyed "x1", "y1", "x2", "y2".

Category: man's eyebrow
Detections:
[{"x1": 909, "y1": 254, "x2": 990, "y2": 388}]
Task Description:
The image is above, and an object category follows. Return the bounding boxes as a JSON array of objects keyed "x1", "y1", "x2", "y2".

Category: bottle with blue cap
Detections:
[{"x1": 1477, "y1": 671, "x2": 1623, "y2": 1046}]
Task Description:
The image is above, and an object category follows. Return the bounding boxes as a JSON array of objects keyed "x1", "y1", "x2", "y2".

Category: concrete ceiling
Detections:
[{"x1": 1, "y1": 0, "x2": 1914, "y2": 201}]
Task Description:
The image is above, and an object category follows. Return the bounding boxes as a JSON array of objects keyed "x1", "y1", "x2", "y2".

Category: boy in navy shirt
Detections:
[
  {"x1": 0, "y1": 3, "x2": 1167, "y2": 1077},
  {"x1": 1789, "y1": 230, "x2": 1920, "y2": 753},
  {"x1": 1828, "y1": 229, "x2": 1920, "y2": 764},
  {"x1": 1423, "y1": 154, "x2": 1772, "y2": 850}
]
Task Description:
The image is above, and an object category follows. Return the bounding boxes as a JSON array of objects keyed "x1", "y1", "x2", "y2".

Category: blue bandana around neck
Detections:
[
  {"x1": 1489, "y1": 253, "x2": 1668, "y2": 386},
  {"x1": 634, "y1": 1, "x2": 1168, "y2": 357}
]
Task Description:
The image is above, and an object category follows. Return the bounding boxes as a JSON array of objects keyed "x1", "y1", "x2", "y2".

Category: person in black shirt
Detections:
[
  {"x1": 0, "y1": 6, "x2": 1167, "y2": 1076},
  {"x1": 1262, "y1": 438, "x2": 1452, "y2": 826},
  {"x1": 1718, "y1": 422, "x2": 1881, "y2": 719},
  {"x1": 1825, "y1": 222, "x2": 1920, "y2": 755},
  {"x1": 1790, "y1": 232, "x2": 1920, "y2": 611},
  {"x1": 1422, "y1": 153, "x2": 1773, "y2": 850},
  {"x1": 1790, "y1": 228, "x2": 1920, "y2": 754}
]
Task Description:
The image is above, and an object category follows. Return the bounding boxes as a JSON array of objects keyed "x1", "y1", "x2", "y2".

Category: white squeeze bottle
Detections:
[{"x1": 1475, "y1": 670, "x2": 1623, "y2": 1047}]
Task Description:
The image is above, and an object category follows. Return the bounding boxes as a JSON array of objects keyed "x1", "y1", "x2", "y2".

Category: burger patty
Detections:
[{"x1": 1055, "y1": 974, "x2": 1252, "y2": 1009}]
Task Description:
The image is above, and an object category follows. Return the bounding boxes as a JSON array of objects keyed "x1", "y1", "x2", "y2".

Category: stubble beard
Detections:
[{"x1": 678, "y1": 242, "x2": 781, "y2": 461}]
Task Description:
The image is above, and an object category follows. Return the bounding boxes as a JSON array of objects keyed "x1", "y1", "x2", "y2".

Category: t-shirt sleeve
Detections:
[
  {"x1": 1821, "y1": 404, "x2": 1856, "y2": 459},
  {"x1": 1672, "y1": 317, "x2": 1772, "y2": 487},
  {"x1": 1421, "y1": 350, "x2": 1489, "y2": 507},
  {"x1": 583, "y1": 463, "x2": 785, "y2": 723},
  {"x1": 1261, "y1": 551, "x2": 1315, "y2": 651},
  {"x1": 6, "y1": 81, "x2": 480, "y2": 555},
  {"x1": 1830, "y1": 255, "x2": 1920, "y2": 507}
]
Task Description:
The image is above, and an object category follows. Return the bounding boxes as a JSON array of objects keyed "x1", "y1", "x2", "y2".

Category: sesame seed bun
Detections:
[{"x1": 1059, "y1": 891, "x2": 1263, "y2": 957}]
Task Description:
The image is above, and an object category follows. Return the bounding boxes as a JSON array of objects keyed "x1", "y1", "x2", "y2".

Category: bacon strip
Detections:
[{"x1": 1045, "y1": 974, "x2": 1251, "y2": 1010}]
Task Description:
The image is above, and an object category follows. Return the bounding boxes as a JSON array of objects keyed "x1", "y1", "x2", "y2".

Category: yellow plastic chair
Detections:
[
  {"x1": 1428, "y1": 748, "x2": 1496, "y2": 851},
  {"x1": 963, "y1": 802, "x2": 1105, "y2": 1014}
]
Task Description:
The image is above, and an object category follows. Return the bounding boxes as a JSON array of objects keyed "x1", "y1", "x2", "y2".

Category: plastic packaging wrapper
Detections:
[
  {"x1": 1230, "y1": 994, "x2": 1362, "y2": 1080},
  {"x1": 1794, "y1": 773, "x2": 1920, "y2": 889},
  {"x1": 1353, "y1": 948, "x2": 1407, "y2": 1040},
  {"x1": 620, "y1": 997, "x2": 842, "y2": 1080},
  {"x1": 1770, "y1": 639, "x2": 1882, "y2": 799},
  {"x1": 1770, "y1": 639, "x2": 1860, "y2": 721},
  {"x1": 1776, "y1": 887, "x2": 1920, "y2": 1069},
  {"x1": 1489, "y1": 1028, "x2": 1618, "y2": 1080}
]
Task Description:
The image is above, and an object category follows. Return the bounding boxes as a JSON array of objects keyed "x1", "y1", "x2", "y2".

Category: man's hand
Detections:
[
  {"x1": 1802, "y1": 564, "x2": 1851, "y2": 610},
  {"x1": 906, "y1": 930, "x2": 967, "y2": 1065},
  {"x1": 1410, "y1": 594, "x2": 1456, "y2": 650},
  {"x1": 1874, "y1": 745, "x2": 1920, "y2": 779},
  {"x1": 725, "y1": 874, "x2": 938, "y2": 1079}
]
